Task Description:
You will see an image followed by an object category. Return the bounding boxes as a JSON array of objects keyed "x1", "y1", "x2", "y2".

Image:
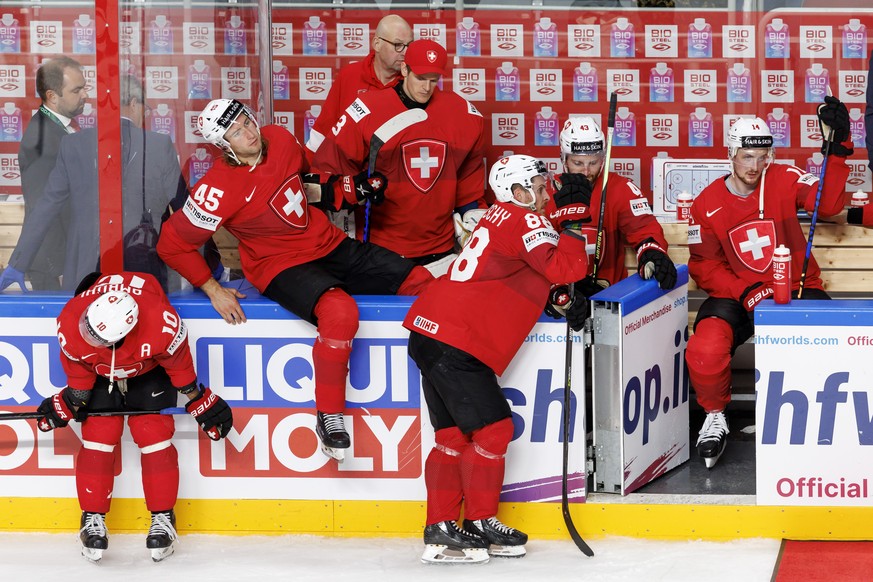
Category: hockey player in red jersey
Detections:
[
  {"x1": 311, "y1": 39, "x2": 487, "y2": 276},
  {"x1": 36, "y1": 271, "x2": 233, "y2": 562},
  {"x1": 543, "y1": 116, "x2": 676, "y2": 329},
  {"x1": 404, "y1": 155, "x2": 589, "y2": 563},
  {"x1": 157, "y1": 99, "x2": 433, "y2": 463},
  {"x1": 686, "y1": 98, "x2": 854, "y2": 469}
]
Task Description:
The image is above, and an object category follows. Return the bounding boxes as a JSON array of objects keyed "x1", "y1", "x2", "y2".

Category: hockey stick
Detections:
[
  {"x1": 591, "y1": 92, "x2": 619, "y2": 283},
  {"x1": 561, "y1": 282, "x2": 594, "y2": 557},
  {"x1": 0, "y1": 407, "x2": 186, "y2": 421},
  {"x1": 363, "y1": 108, "x2": 429, "y2": 242},
  {"x1": 798, "y1": 126, "x2": 833, "y2": 299}
]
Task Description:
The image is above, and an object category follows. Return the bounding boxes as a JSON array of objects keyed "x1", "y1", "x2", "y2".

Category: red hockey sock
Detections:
[
  {"x1": 460, "y1": 418, "x2": 514, "y2": 520},
  {"x1": 312, "y1": 289, "x2": 358, "y2": 413},
  {"x1": 686, "y1": 317, "x2": 734, "y2": 412},
  {"x1": 129, "y1": 414, "x2": 179, "y2": 512},
  {"x1": 76, "y1": 448, "x2": 117, "y2": 514},
  {"x1": 397, "y1": 266, "x2": 434, "y2": 296},
  {"x1": 425, "y1": 427, "x2": 470, "y2": 525}
]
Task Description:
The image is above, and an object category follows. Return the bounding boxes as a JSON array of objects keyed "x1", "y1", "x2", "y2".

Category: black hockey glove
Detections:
[
  {"x1": 553, "y1": 173, "x2": 594, "y2": 229},
  {"x1": 739, "y1": 282, "x2": 774, "y2": 312},
  {"x1": 353, "y1": 170, "x2": 388, "y2": 206},
  {"x1": 545, "y1": 285, "x2": 572, "y2": 319},
  {"x1": 636, "y1": 240, "x2": 677, "y2": 290},
  {"x1": 818, "y1": 96, "x2": 852, "y2": 156},
  {"x1": 847, "y1": 207, "x2": 865, "y2": 225},
  {"x1": 576, "y1": 275, "x2": 608, "y2": 299},
  {"x1": 185, "y1": 385, "x2": 233, "y2": 441},
  {"x1": 36, "y1": 388, "x2": 88, "y2": 432},
  {"x1": 566, "y1": 294, "x2": 590, "y2": 332}
]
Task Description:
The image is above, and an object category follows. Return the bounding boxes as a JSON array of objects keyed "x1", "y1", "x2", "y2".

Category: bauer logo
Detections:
[
  {"x1": 183, "y1": 22, "x2": 215, "y2": 54},
  {"x1": 299, "y1": 68, "x2": 331, "y2": 101},
  {"x1": 800, "y1": 25, "x2": 833, "y2": 58},
  {"x1": 146, "y1": 66, "x2": 179, "y2": 99},
  {"x1": 490, "y1": 24, "x2": 523, "y2": 57},
  {"x1": 839, "y1": 71, "x2": 867, "y2": 103},
  {"x1": 646, "y1": 115, "x2": 678, "y2": 147},
  {"x1": 272, "y1": 23, "x2": 293, "y2": 56},
  {"x1": 683, "y1": 70, "x2": 717, "y2": 102},
  {"x1": 607, "y1": 69, "x2": 640, "y2": 102},
  {"x1": 645, "y1": 25, "x2": 677, "y2": 57},
  {"x1": 530, "y1": 69, "x2": 562, "y2": 102},
  {"x1": 722, "y1": 25, "x2": 754, "y2": 58},
  {"x1": 0, "y1": 65, "x2": 24, "y2": 98},
  {"x1": 492, "y1": 114, "x2": 524, "y2": 146},
  {"x1": 453, "y1": 69, "x2": 485, "y2": 101},
  {"x1": 761, "y1": 70, "x2": 794, "y2": 103},
  {"x1": 568, "y1": 25, "x2": 601, "y2": 57},
  {"x1": 337, "y1": 24, "x2": 369, "y2": 56}
]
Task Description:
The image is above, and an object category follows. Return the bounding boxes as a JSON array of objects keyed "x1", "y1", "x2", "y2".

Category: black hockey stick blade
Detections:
[
  {"x1": 561, "y1": 283, "x2": 595, "y2": 557},
  {"x1": 367, "y1": 108, "x2": 429, "y2": 176},
  {"x1": 0, "y1": 407, "x2": 186, "y2": 421}
]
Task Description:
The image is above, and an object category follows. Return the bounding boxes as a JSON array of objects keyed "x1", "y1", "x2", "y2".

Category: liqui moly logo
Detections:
[
  {"x1": 839, "y1": 71, "x2": 868, "y2": 103},
  {"x1": 800, "y1": 26, "x2": 833, "y2": 58},
  {"x1": 273, "y1": 111, "x2": 294, "y2": 133},
  {"x1": 683, "y1": 70, "x2": 716, "y2": 102},
  {"x1": 30, "y1": 21, "x2": 63, "y2": 53},
  {"x1": 607, "y1": 69, "x2": 640, "y2": 102},
  {"x1": 490, "y1": 24, "x2": 523, "y2": 57},
  {"x1": 800, "y1": 115, "x2": 823, "y2": 147},
  {"x1": 146, "y1": 66, "x2": 179, "y2": 99},
  {"x1": 452, "y1": 69, "x2": 485, "y2": 101},
  {"x1": 414, "y1": 24, "x2": 446, "y2": 47},
  {"x1": 299, "y1": 68, "x2": 331, "y2": 101},
  {"x1": 612, "y1": 158, "x2": 641, "y2": 185},
  {"x1": 221, "y1": 67, "x2": 251, "y2": 99},
  {"x1": 647, "y1": 115, "x2": 678, "y2": 147},
  {"x1": 337, "y1": 24, "x2": 369, "y2": 56},
  {"x1": 847, "y1": 160, "x2": 872, "y2": 191},
  {"x1": 568, "y1": 25, "x2": 601, "y2": 57},
  {"x1": 183, "y1": 22, "x2": 215, "y2": 54},
  {"x1": 272, "y1": 23, "x2": 294, "y2": 55},
  {"x1": 120, "y1": 22, "x2": 141, "y2": 54},
  {"x1": 722, "y1": 25, "x2": 755, "y2": 58},
  {"x1": 761, "y1": 70, "x2": 794, "y2": 103},
  {"x1": 645, "y1": 25, "x2": 677, "y2": 57},
  {"x1": 0, "y1": 153, "x2": 20, "y2": 185},
  {"x1": 492, "y1": 114, "x2": 524, "y2": 146},
  {"x1": 0, "y1": 65, "x2": 24, "y2": 97},
  {"x1": 185, "y1": 111, "x2": 207, "y2": 143},
  {"x1": 530, "y1": 69, "x2": 562, "y2": 102}
]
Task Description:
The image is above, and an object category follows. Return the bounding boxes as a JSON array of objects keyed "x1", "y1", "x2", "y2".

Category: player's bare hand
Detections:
[{"x1": 202, "y1": 278, "x2": 247, "y2": 324}]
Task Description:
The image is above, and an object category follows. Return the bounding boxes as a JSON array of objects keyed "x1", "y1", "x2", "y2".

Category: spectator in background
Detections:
[
  {"x1": 14, "y1": 56, "x2": 87, "y2": 290},
  {"x1": 312, "y1": 40, "x2": 486, "y2": 277},
  {"x1": 0, "y1": 76, "x2": 191, "y2": 293}
]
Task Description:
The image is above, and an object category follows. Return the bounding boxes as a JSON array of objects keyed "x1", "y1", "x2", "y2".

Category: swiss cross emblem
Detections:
[
  {"x1": 728, "y1": 219, "x2": 776, "y2": 273},
  {"x1": 96, "y1": 362, "x2": 143, "y2": 379},
  {"x1": 427, "y1": 50, "x2": 437, "y2": 63},
  {"x1": 402, "y1": 139, "x2": 446, "y2": 193},
  {"x1": 269, "y1": 174, "x2": 309, "y2": 229},
  {"x1": 580, "y1": 225, "x2": 600, "y2": 261}
]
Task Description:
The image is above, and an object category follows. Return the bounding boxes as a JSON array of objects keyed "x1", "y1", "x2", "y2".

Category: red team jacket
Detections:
[
  {"x1": 544, "y1": 173, "x2": 668, "y2": 286},
  {"x1": 404, "y1": 203, "x2": 589, "y2": 376},
  {"x1": 157, "y1": 126, "x2": 347, "y2": 293},
  {"x1": 57, "y1": 272, "x2": 196, "y2": 391},
  {"x1": 311, "y1": 87, "x2": 486, "y2": 259},
  {"x1": 305, "y1": 52, "x2": 399, "y2": 160},
  {"x1": 687, "y1": 159, "x2": 850, "y2": 300}
]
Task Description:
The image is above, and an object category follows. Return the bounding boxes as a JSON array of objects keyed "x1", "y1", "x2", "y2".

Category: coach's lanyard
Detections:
[{"x1": 39, "y1": 105, "x2": 71, "y2": 132}]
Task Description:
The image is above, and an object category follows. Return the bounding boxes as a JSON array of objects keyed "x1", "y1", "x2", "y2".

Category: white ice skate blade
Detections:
[
  {"x1": 320, "y1": 443, "x2": 345, "y2": 463},
  {"x1": 151, "y1": 544, "x2": 176, "y2": 562},
  {"x1": 421, "y1": 544, "x2": 490, "y2": 564},
  {"x1": 488, "y1": 544, "x2": 526, "y2": 558},
  {"x1": 703, "y1": 450, "x2": 724, "y2": 469},
  {"x1": 81, "y1": 547, "x2": 103, "y2": 563}
]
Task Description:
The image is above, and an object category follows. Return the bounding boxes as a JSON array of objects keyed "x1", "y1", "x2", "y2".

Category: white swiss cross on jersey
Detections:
[
  {"x1": 402, "y1": 139, "x2": 446, "y2": 193},
  {"x1": 728, "y1": 219, "x2": 776, "y2": 273},
  {"x1": 269, "y1": 174, "x2": 309, "y2": 229}
]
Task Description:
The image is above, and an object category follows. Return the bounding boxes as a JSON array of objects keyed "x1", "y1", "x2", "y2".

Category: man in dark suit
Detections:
[
  {"x1": 0, "y1": 75, "x2": 189, "y2": 292},
  {"x1": 15, "y1": 56, "x2": 87, "y2": 290}
]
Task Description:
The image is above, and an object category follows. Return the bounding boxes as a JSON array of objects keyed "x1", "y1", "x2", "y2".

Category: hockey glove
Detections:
[
  {"x1": 0, "y1": 266, "x2": 27, "y2": 293},
  {"x1": 847, "y1": 207, "x2": 865, "y2": 225},
  {"x1": 740, "y1": 282, "x2": 774, "y2": 312},
  {"x1": 545, "y1": 285, "x2": 572, "y2": 319},
  {"x1": 576, "y1": 275, "x2": 608, "y2": 299},
  {"x1": 566, "y1": 294, "x2": 590, "y2": 332},
  {"x1": 453, "y1": 209, "x2": 487, "y2": 249},
  {"x1": 818, "y1": 96, "x2": 850, "y2": 147},
  {"x1": 636, "y1": 241, "x2": 677, "y2": 290},
  {"x1": 553, "y1": 174, "x2": 594, "y2": 229},
  {"x1": 185, "y1": 385, "x2": 233, "y2": 441},
  {"x1": 353, "y1": 171, "x2": 388, "y2": 206},
  {"x1": 36, "y1": 388, "x2": 88, "y2": 432}
]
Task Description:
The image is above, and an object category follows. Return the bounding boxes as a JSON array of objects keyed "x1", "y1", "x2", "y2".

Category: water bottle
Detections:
[
  {"x1": 772, "y1": 245, "x2": 791, "y2": 304},
  {"x1": 676, "y1": 191, "x2": 693, "y2": 222},
  {"x1": 851, "y1": 190, "x2": 869, "y2": 207}
]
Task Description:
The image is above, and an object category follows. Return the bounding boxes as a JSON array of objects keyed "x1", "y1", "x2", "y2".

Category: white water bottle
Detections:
[
  {"x1": 772, "y1": 245, "x2": 791, "y2": 304},
  {"x1": 676, "y1": 191, "x2": 693, "y2": 222}
]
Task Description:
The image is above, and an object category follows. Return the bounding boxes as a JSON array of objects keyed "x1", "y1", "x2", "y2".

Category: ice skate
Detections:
[
  {"x1": 696, "y1": 411, "x2": 729, "y2": 469},
  {"x1": 316, "y1": 411, "x2": 350, "y2": 463},
  {"x1": 79, "y1": 511, "x2": 108, "y2": 563},
  {"x1": 146, "y1": 510, "x2": 178, "y2": 562},
  {"x1": 421, "y1": 520, "x2": 490, "y2": 564},
  {"x1": 463, "y1": 516, "x2": 528, "y2": 557}
]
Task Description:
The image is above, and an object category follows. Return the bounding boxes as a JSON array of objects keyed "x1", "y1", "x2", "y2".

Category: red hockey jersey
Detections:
[
  {"x1": 157, "y1": 126, "x2": 347, "y2": 292},
  {"x1": 544, "y1": 173, "x2": 668, "y2": 287},
  {"x1": 56, "y1": 272, "x2": 196, "y2": 391},
  {"x1": 688, "y1": 159, "x2": 850, "y2": 300},
  {"x1": 311, "y1": 87, "x2": 485, "y2": 258},
  {"x1": 403, "y1": 202, "x2": 588, "y2": 376}
]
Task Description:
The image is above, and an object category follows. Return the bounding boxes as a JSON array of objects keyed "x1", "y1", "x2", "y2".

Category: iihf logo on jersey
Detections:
[
  {"x1": 729, "y1": 219, "x2": 776, "y2": 273},
  {"x1": 402, "y1": 139, "x2": 446, "y2": 193}
]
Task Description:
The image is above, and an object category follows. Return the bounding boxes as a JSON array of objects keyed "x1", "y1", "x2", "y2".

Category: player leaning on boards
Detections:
[
  {"x1": 685, "y1": 97, "x2": 853, "y2": 469},
  {"x1": 543, "y1": 116, "x2": 677, "y2": 331},
  {"x1": 157, "y1": 99, "x2": 433, "y2": 463},
  {"x1": 404, "y1": 156, "x2": 589, "y2": 563},
  {"x1": 36, "y1": 271, "x2": 233, "y2": 562}
]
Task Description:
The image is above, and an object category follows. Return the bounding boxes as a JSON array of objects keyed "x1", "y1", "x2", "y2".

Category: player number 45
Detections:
[{"x1": 193, "y1": 183, "x2": 224, "y2": 211}]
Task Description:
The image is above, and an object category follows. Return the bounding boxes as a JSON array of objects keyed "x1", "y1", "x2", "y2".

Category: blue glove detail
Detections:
[{"x1": 0, "y1": 266, "x2": 27, "y2": 293}]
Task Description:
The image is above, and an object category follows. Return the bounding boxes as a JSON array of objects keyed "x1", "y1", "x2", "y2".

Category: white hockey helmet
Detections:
[
  {"x1": 198, "y1": 99, "x2": 258, "y2": 151},
  {"x1": 560, "y1": 116, "x2": 605, "y2": 159},
  {"x1": 489, "y1": 155, "x2": 548, "y2": 209},
  {"x1": 79, "y1": 290, "x2": 139, "y2": 346},
  {"x1": 727, "y1": 117, "x2": 774, "y2": 159}
]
